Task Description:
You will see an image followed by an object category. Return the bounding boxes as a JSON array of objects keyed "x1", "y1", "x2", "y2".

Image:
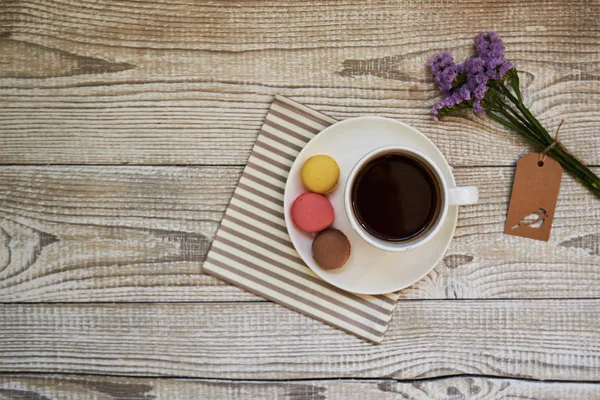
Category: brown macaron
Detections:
[{"x1": 312, "y1": 229, "x2": 351, "y2": 270}]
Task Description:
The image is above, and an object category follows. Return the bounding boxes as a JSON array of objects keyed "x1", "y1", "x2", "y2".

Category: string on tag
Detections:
[{"x1": 539, "y1": 120, "x2": 564, "y2": 165}]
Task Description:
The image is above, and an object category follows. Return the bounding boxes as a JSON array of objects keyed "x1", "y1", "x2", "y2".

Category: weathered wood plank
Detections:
[
  {"x1": 1, "y1": 0, "x2": 599, "y2": 165},
  {"x1": 1, "y1": 375, "x2": 599, "y2": 400},
  {"x1": 3, "y1": 0, "x2": 599, "y2": 52},
  {"x1": 0, "y1": 165, "x2": 258, "y2": 302},
  {"x1": 0, "y1": 166, "x2": 598, "y2": 302},
  {"x1": 1, "y1": 300, "x2": 599, "y2": 380}
]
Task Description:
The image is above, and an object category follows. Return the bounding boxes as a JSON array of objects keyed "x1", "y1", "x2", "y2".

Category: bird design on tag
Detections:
[{"x1": 510, "y1": 208, "x2": 547, "y2": 230}]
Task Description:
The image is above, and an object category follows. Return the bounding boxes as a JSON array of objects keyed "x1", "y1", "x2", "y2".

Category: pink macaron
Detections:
[{"x1": 291, "y1": 192, "x2": 334, "y2": 233}]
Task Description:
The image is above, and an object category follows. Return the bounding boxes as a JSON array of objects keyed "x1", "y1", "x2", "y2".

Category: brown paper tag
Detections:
[{"x1": 504, "y1": 152, "x2": 563, "y2": 241}]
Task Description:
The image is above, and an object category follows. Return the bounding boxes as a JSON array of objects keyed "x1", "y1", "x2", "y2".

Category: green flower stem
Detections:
[
  {"x1": 548, "y1": 147, "x2": 600, "y2": 198},
  {"x1": 485, "y1": 82, "x2": 600, "y2": 199},
  {"x1": 495, "y1": 84, "x2": 547, "y2": 142},
  {"x1": 495, "y1": 82, "x2": 544, "y2": 140},
  {"x1": 495, "y1": 106, "x2": 539, "y2": 143}
]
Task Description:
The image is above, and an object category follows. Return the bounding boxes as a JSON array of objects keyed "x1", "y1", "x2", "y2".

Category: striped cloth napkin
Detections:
[{"x1": 204, "y1": 95, "x2": 399, "y2": 343}]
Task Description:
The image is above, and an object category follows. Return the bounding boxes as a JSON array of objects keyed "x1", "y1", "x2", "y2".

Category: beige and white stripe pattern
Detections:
[{"x1": 204, "y1": 95, "x2": 399, "y2": 343}]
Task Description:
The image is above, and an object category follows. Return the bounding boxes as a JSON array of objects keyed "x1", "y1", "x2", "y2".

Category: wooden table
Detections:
[{"x1": 1, "y1": 1, "x2": 599, "y2": 398}]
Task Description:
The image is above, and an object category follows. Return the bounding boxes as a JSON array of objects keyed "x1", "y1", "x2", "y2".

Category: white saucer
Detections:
[{"x1": 283, "y1": 116, "x2": 458, "y2": 295}]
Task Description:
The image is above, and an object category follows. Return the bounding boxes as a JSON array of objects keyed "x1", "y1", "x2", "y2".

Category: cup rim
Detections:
[{"x1": 344, "y1": 145, "x2": 449, "y2": 252}]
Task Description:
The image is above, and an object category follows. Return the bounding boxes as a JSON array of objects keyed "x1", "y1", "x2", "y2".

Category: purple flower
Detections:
[
  {"x1": 458, "y1": 85, "x2": 471, "y2": 101},
  {"x1": 464, "y1": 58, "x2": 488, "y2": 94},
  {"x1": 432, "y1": 91, "x2": 465, "y2": 121},
  {"x1": 472, "y1": 99, "x2": 485, "y2": 114},
  {"x1": 499, "y1": 61, "x2": 513, "y2": 77},
  {"x1": 475, "y1": 31, "x2": 504, "y2": 66},
  {"x1": 463, "y1": 56, "x2": 490, "y2": 114},
  {"x1": 429, "y1": 31, "x2": 516, "y2": 119},
  {"x1": 428, "y1": 51, "x2": 459, "y2": 93},
  {"x1": 430, "y1": 55, "x2": 490, "y2": 117},
  {"x1": 474, "y1": 31, "x2": 513, "y2": 80}
]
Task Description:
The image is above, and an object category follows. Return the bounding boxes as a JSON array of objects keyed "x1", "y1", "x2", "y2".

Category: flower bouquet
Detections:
[{"x1": 429, "y1": 32, "x2": 600, "y2": 199}]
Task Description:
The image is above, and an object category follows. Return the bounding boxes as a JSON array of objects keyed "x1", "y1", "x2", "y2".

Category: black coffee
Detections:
[{"x1": 351, "y1": 154, "x2": 441, "y2": 242}]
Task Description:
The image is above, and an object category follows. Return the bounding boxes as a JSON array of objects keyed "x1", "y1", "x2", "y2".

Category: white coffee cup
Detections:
[{"x1": 344, "y1": 145, "x2": 478, "y2": 252}]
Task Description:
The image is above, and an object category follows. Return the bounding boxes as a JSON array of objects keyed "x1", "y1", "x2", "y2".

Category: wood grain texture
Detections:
[
  {"x1": 1, "y1": 166, "x2": 598, "y2": 302},
  {"x1": 1, "y1": 300, "x2": 599, "y2": 380},
  {"x1": 1, "y1": 0, "x2": 600, "y2": 388},
  {"x1": 0, "y1": 166, "x2": 256, "y2": 302},
  {"x1": 1, "y1": 375, "x2": 599, "y2": 400},
  {"x1": 1, "y1": 0, "x2": 599, "y2": 165}
]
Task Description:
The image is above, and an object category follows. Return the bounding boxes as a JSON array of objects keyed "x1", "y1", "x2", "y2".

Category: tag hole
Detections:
[{"x1": 537, "y1": 160, "x2": 544, "y2": 167}]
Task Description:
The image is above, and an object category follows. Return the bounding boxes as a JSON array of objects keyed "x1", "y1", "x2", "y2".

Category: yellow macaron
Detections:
[{"x1": 301, "y1": 155, "x2": 340, "y2": 194}]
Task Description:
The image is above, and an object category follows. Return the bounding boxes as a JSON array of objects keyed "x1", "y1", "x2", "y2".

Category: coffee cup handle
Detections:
[{"x1": 447, "y1": 186, "x2": 479, "y2": 206}]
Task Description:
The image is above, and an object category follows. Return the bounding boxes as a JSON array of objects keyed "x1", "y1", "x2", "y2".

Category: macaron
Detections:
[
  {"x1": 291, "y1": 192, "x2": 334, "y2": 233},
  {"x1": 301, "y1": 155, "x2": 340, "y2": 194},
  {"x1": 312, "y1": 229, "x2": 351, "y2": 270}
]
